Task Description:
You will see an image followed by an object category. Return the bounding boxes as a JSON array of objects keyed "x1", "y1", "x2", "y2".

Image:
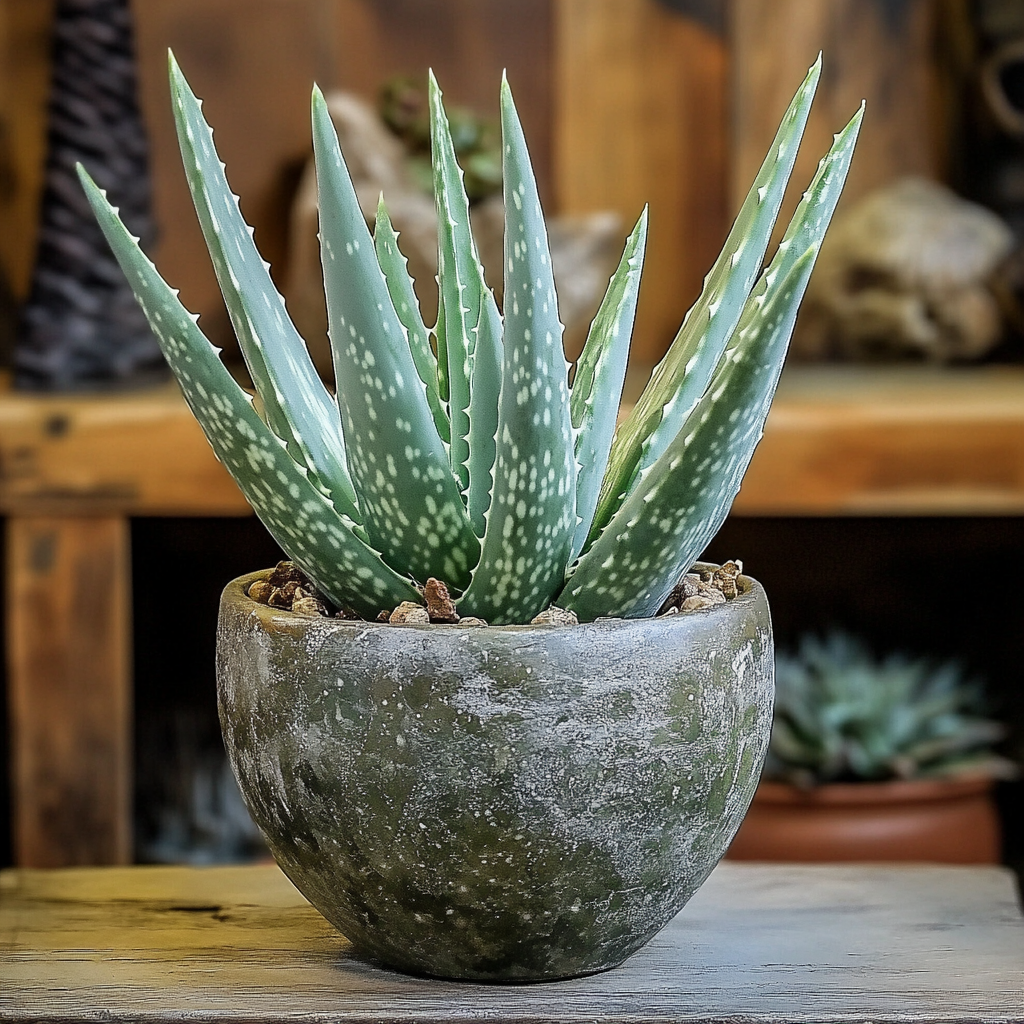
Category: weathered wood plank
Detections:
[
  {"x1": 6, "y1": 515, "x2": 132, "y2": 867},
  {"x1": 1, "y1": 862, "x2": 1021, "y2": 1020},
  {"x1": 734, "y1": 366, "x2": 1024, "y2": 515},
  {"x1": 0, "y1": 380, "x2": 250, "y2": 516},
  {"x1": 554, "y1": 0, "x2": 729, "y2": 366}
]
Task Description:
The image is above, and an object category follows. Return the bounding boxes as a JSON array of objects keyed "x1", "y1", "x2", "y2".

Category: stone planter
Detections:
[
  {"x1": 728, "y1": 776, "x2": 1001, "y2": 863},
  {"x1": 216, "y1": 566, "x2": 774, "y2": 981}
]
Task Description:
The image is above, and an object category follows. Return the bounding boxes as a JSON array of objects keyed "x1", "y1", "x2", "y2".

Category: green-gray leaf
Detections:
[
  {"x1": 373, "y1": 194, "x2": 450, "y2": 444},
  {"x1": 587, "y1": 55, "x2": 821, "y2": 547},
  {"x1": 428, "y1": 71, "x2": 504, "y2": 505},
  {"x1": 168, "y1": 53, "x2": 359, "y2": 523},
  {"x1": 569, "y1": 209, "x2": 647, "y2": 561},
  {"x1": 560, "y1": 247, "x2": 817, "y2": 621},
  {"x1": 457, "y1": 75, "x2": 575, "y2": 624},
  {"x1": 79, "y1": 164, "x2": 421, "y2": 617},
  {"x1": 313, "y1": 86, "x2": 480, "y2": 589}
]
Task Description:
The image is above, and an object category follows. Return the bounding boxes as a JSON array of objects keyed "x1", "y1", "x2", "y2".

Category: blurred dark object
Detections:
[
  {"x1": 654, "y1": 0, "x2": 725, "y2": 35},
  {"x1": 941, "y1": 0, "x2": 1024, "y2": 353},
  {"x1": 795, "y1": 177, "x2": 1012, "y2": 363},
  {"x1": 285, "y1": 89, "x2": 622, "y2": 375},
  {"x1": 15, "y1": 0, "x2": 167, "y2": 392},
  {"x1": 379, "y1": 76, "x2": 502, "y2": 202}
]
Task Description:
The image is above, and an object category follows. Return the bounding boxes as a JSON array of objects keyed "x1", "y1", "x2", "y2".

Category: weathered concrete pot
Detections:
[{"x1": 216, "y1": 567, "x2": 774, "y2": 982}]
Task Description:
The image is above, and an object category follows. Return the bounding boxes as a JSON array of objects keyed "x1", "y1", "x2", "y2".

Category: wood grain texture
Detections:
[
  {"x1": 0, "y1": 0, "x2": 55, "y2": 300},
  {"x1": 6, "y1": 515, "x2": 131, "y2": 866},
  {"x1": 733, "y1": 366, "x2": 1024, "y2": 515},
  {"x1": 0, "y1": 379, "x2": 250, "y2": 516},
  {"x1": 554, "y1": 0, "x2": 728, "y2": 366},
  {"x1": 731, "y1": 0, "x2": 939, "y2": 242},
  {"x1": 1, "y1": 861, "x2": 1021, "y2": 1020}
]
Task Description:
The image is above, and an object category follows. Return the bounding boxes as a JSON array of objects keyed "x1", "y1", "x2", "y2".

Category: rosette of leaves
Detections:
[
  {"x1": 767, "y1": 632, "x2": 1015, "y2": 786},
  {"x1": 78, "y1": 53, "x2": 861, "y2": 624}
]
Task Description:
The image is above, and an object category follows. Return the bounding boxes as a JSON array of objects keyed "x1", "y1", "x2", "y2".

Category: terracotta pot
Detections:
[
  {"x1": 727, "y1": 776, "x2": 1000, "y2": 863},
  {"x1": 217, "y1": 568, "x2": 774, "y2": 981}
]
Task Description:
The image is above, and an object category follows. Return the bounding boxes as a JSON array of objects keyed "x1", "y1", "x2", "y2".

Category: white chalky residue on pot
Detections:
[{"x1": 217, "y1": 575, "x2": 774, "y2": 978}]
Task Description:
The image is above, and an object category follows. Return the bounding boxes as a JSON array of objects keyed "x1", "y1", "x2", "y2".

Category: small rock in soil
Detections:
[
  {"x1": 424, "y1": 578, "x2": 459, "y2": 623},
  {"x1": 376, "y1": 609, "x2": 392, "y2": 622},
  {"x1": 457, "y1": 616, "x2": 488, "y2": 627},
  {"x1": 530, "y1": 605, "x2": 579, "y2": 626},
  {"x1": 334, "y1": 607, "x2": 361, "y2": 620},
  {"x1": 657, "y1": 573, "x2": 700, "y2": 614},
  {"x1": 659, "y1": 561, "x2": 744, "y2": 615},
  {"x1": 389, "y1": 601, "x2": 430, "y2": 624},
  {"x1": 268, "y1": 560, "x2": 307, "y2": 588},
  {"x1": 247, "y1": 580, "x2": 274, "y2": 604},
  {"x1": 292, "y1": 595, "x2": 327, "y2": 617}
]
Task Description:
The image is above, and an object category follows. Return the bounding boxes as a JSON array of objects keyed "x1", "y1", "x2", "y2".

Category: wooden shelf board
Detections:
[
  {"x1": 0, "y1": 379, "x2": 250, "y2": 517},
  {"x1": 734, "y1": 366, "x2": 1024, "y2": 516}
]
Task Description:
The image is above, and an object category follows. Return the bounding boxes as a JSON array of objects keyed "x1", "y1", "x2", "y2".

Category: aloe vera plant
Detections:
[{"x1": 79, "y1": 54, "x2": 861, "y2": 624}]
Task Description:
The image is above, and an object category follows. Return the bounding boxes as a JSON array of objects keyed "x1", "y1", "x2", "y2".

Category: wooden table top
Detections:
[{"x1": 1, "y1": 861, "x2": 1022, "y2": 1022}]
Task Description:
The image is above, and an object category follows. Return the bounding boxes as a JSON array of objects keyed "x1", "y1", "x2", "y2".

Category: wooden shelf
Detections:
[
  {"x1": 735, "y1": 366, "x2": 1024, "y2": 516},
  {"x1": 0, "y1": 379, "x2": 250, "y2": 518}
]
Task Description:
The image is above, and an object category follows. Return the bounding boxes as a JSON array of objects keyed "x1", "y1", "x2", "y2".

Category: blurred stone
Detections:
[{"x1": 794, "y1": 177, "x2": 1013, "y2": 363}]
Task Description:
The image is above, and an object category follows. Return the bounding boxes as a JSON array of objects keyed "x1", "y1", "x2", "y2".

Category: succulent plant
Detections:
[
  {"x1": 767, "y1": 632, "x2": 1015, "y2": 786},
  {"x1": 78, "y1": 54, "x2": 860, "y2": 624}
]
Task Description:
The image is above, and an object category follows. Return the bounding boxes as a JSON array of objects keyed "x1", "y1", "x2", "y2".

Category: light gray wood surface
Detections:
[{"x1": 1, "y1": 862, "x2": 1022, "y2": 1022}]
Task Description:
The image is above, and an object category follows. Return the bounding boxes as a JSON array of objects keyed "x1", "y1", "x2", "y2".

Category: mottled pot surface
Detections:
[{"x1": 217, "y1": 569, "x2": 774, "y2": 982}]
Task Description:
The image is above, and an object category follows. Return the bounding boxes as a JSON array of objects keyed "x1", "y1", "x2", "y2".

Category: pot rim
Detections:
[
  {"x1": 225, "y1": 561, "x2": 763, "y2": 634},
  {"x1": 754, "y1": 775, "x2": 995, "y2": 806}
]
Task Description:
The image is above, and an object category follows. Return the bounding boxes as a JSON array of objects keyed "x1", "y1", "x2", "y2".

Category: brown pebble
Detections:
[
  {"x1": 292, "y1": 596, "x2": 327, "y2": 617},
  {"x1": 695, "y1": 581, "x2": 727, "y2": 605},
  {"x1": 268, "y1": 581, "x2": 301, "y2": 608},
  {"x1": 247, "y1": 580, "x2": 274, "y2": 604},
  {"x1": 389, "y1": 601, "x2": 430, "y2": 624},
  {"x1": 530, "y1": 606, "x2": 579, "y2": 626},
  {"x1": 377, "y1": 609, "x2": 392, "y2": 622},
  {"x1": 659, "y1": 605, "x2": 680, "y2": 617},
  {"x1": 424, "y1": 578, "x2": 459, "y2": 623},
  {"x1": 657, "y1": 573, "x2": 701, "y2": 615},
  {"x1": 268, "y1": 560, "x2": 307, "y2": 588},
  {"x1": 680, "y1": 594, "x2": 720, "y2": 612},
  {"x1": 334, "y1": 607, "x2": 361, "y2": 620},
  {"x1": 457, "y1": 616, "x2": 488, "y2": 627}
]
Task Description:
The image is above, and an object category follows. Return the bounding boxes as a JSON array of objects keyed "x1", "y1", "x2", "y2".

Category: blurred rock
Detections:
[{"x1": 795, "y1": 177, "x2": 1013, "y2": 363}]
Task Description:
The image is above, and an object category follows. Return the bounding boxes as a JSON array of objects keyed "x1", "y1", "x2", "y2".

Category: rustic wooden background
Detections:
[{"x1": 0, "y1": 0, "x2": 950, "y2": 368}]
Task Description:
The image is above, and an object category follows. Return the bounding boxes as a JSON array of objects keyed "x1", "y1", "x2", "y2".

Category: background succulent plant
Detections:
[
  {"x1": 767, "y1": 632, "x2": 1015, "y2": 786},
  {"x1": 79, "y1": 54, "x2": 861, "y2": 624}
]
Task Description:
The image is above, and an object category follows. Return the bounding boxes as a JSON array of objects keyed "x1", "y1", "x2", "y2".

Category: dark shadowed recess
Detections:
[
  {"x1": 705, "y1": 516, "x2": 1024, "y2": 880},
  {"x1": 131, "y1": 517, "x2": 283, "y2": 864}
]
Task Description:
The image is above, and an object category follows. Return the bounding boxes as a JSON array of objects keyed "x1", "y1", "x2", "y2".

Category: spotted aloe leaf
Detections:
[
  {"x1": 373, "y1": 195, "x2": 450, "y2": 445},
  {"x1": 428, "y1": 72, "x2": 504, "y2": 521},
  {"x1": 167, "y1": 54, "x2": 359, "y2": 523},
  {"x1": 568, "y1": 208, "x2": 647, "y2": 562},
  {"x1": 561, "y1": 104, "x2": 863, "y2": 621},
  {"x1": 456, "y1": 76, "x2": 575, "y2": 624},
  {"x1": 561, "y1": 248, "x2": 817, "y2": 621},
  {"x1": 587, "y1": 55, "x2": 822, "y2": 548},
  {"x1": 312, "y1": 86, "x2": 480, "y2": 590},
  {"x1": 78, "y1": 166, "x2": 421, "y2": 616}
]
